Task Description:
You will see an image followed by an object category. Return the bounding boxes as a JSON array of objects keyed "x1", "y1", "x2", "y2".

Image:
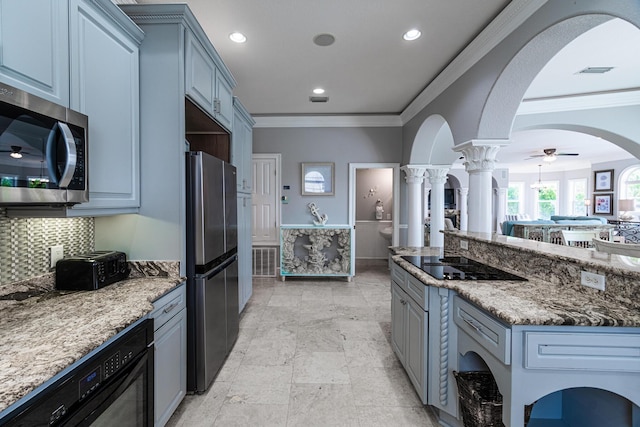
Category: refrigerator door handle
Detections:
[{"x1": 202, "y1": 254, "x2": 238, "y2": 280}]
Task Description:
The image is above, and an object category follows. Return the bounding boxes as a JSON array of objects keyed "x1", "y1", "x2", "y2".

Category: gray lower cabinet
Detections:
[
  {"x1": 152, "y1": 283, "x2": 187, "y2": 427},
  {"x1": 391, "y1": 274, "x2": 428, "y2": 404},
  {"x1": 390, "y1": 261, "x2": 459, "y2": 420}
]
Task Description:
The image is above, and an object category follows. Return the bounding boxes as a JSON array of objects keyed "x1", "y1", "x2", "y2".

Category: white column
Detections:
[
  {"x1": 426, "y1": 167, "x2": 449, "y2": 248},
  {"x1": 455, "y1": 141, "x2": 505, "y2": 234},
  {"x1": 401, "y1": 165, "x2": 426, "y2": 247},
  {"x1": 458, "y1": 187, "x2": 469, "y2": 231},
  {"x1": 495, "y1": 187, "x2": 507, "y2": 234}
]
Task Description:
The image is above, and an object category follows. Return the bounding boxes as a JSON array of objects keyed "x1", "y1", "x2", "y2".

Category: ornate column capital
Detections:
[
  {"x1": 454, "y1": 139, "x2": 509, "y2": 173},
  {"x1": 457, "y1": 187, "x2": 469, "y2": 197},
  {"x1": 401, "y1": 165, "x2": 427, "y2": 184},
  {"x1": 425, "y1": 166, "x2": 450, "y2": 185}
]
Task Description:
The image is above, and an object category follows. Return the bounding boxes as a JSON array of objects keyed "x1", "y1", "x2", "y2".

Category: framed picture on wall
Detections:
[
  {"x1": 301, "y1": 162, "x2": 334, "y2": 196},
  {"x1": 593, "y1": 193, "x2": 613, "y2": 215},
  {"x1": 594, "y1": 169, "x2": 613, "y2": 192}
]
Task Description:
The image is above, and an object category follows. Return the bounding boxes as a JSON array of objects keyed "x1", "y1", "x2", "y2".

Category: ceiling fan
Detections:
[
  {"x1": 526, "y1": 148, "x2": 579, "y2": 162},
  {"x1": 0, "y1": 145, "x2": 31, "y2": 159}
]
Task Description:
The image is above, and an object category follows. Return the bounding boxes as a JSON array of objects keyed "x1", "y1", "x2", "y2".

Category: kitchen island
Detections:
[
  {"x1": 390, "y1": 232, "x2": 640, "y2": 427},
  {"x1": 0, "y1": 261, "x2": 184, "y2": 415}
]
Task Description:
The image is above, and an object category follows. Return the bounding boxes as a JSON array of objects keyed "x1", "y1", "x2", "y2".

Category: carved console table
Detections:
[{"x1": 280, "y1": 225, "x2": 353, "y2": 281}]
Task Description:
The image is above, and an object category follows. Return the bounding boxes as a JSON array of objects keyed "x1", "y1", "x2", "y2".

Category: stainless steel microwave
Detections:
[{"x1": 0, "y1": 82, "x2": 88, "y2": 207}]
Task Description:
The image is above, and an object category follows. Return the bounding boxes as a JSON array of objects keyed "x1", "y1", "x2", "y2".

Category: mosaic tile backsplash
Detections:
[{"x1": 0, "y1": 209, "x2": 94, "y2": 285}]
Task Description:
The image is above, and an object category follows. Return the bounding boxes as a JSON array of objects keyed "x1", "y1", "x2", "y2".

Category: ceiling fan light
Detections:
[
  {"x1": 543, "y1": 154, "x2": 557, "y2": 162},
  {"x1": 10, "y1": 151, "x2": 22, "y2": 159}
]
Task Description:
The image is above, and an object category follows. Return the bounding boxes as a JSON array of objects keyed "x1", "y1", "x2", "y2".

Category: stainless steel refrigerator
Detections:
[{"x1": 185, "y1": 151, "x2": 239, "y2": 393}]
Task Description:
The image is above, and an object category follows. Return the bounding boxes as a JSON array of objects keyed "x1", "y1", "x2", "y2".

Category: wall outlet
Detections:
[
  {"x1": 460, "y1": 240, "x2": 469, "y2": 250},
  {"x1": 581, "y1": 271, "x2": 605, "y2": 291},
  {"x1": 50, "y1": 245, "x2": 64, "y2": 269}
]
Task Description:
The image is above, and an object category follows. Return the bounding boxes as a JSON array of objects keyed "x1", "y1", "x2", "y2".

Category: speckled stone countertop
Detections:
[
  {"x1": 391, "y1": 239, "x2": 640, "y2": 327},
  {"x1": 0, "y1": 261, "x2": 184, "y2": 413}
]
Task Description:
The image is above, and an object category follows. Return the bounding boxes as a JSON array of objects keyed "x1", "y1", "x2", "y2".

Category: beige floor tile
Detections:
[
  {"x1": 349, "y1": 365, "x2": 424, "y2": 407},
  {"x1": 337, "y1": 319, "x2": 388, "y2": 342},
  {"x1": 286, "y1": 383, "x2": 359, "y2": 427},
  {"x1": 356, "y1": 406, "x2": 436, "y2": 427},
  {"x1": 166, "y1": 380, "x2": 231, "y2": 427},
  {"x1": 213, "y1": 403, "x2": 289, "y2": 426},
  {"x1": 292, "y1": 351, "x2": 350, "y2": 384},
  {"x1": 342, "y1": 338, "x2": 399, "y2": 368},
  {"x1": 296, "y1": 324, "x2": 343, "y2": 352}
]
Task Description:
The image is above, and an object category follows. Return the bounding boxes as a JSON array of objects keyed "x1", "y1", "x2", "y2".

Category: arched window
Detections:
[{"x1": 618, "y1": 166, "x2": 640, "y2": 214}]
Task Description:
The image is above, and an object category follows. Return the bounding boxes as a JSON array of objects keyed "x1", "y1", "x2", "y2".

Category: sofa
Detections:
[{"x1": 501, "y1": 215, "x2": 608, "y2": 236}]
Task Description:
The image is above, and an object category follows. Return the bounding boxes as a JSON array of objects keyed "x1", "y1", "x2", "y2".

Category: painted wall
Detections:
[
  {"x1": 253, "y1": 127, "x2": 402, "y2": 225},
  {"x1": 355, "y1": 168, "x2": 393, "y2": 221}
]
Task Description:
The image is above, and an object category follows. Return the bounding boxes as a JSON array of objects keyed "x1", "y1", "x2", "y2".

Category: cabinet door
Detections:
[
  {"x1": 215, "y1": 71, "x2": 233, "y2": 131},
  {"x1": 238, "y1": 193, "x2": 253, "y2": 312},
  {"x1": 185, "y1": 31, "x2": 215, "y2": 116},
  {"x1": 154, "y1": 309, "x2": 187, "y2": 427},
  {"x1": 391, "y1": 282, "x2": 407, "y2": 363},
  {"x1": 241, "y1": 122, "x2": 253, "y2": 192},
  {"x1": 231, "y1": 110, "x2": 246, "y2": 191},
  {"x1": 406, "y1": 298, "x2": 428, "y2": 404},
  {"x1": 69, "y1": 0, "x2": 141, "y2": 215},
  {"x1": 0, "y1": 0, "x2": 69, "y2": 105}
]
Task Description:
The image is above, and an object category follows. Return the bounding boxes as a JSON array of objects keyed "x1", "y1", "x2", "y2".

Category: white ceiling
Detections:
[{"x1": 132, "y1": 1, "x2": 640, "y2": 171}]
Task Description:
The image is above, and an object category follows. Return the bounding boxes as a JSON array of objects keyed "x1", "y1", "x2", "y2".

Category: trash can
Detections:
[{"x1": 453, "y1": 371, "x2": 504, "y2": 427}]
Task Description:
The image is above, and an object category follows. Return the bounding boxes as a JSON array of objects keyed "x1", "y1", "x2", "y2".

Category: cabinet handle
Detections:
[
  {"x1": 163, "y1": 302, "x2": 179, "y2": 314},
  {"x1": 462, "y1": 316, "x2": 482, "y2": 333}
]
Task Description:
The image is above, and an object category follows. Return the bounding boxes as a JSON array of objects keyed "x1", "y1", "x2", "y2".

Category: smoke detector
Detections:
[{"x1": 313, "y1": 33, "x2": 335, "y2": 47}]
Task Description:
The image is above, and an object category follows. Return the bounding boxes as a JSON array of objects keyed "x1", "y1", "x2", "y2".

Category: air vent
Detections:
[
  {"x1": 577, "y1": 67, "x2": 614, "y2": 74},
  {"x1": 313, "y1": 33, "x2": 335, "y2": 47},
  {"x1": 309, "y1": 96, "x2": 329, "y2": 103}
]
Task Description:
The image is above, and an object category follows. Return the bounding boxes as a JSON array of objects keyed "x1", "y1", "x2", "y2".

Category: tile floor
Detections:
[{"x1": 166, "y1": 261, "x2": 439, "y2": 426}]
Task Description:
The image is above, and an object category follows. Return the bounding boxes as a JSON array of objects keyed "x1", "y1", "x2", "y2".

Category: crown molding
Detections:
[
  {"x1": 400, "y1": 0, "x2": 548, "y2": 125},
  {"x1": 517, "y1": 89, "x2": 640, "y2": 115},
  {"x1": 253, "y1": 115, "x2": 402, "y2": 128}
]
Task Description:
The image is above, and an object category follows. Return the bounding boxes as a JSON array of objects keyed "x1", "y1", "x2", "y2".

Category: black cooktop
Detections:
[{"x1": 401, "y1": 256, "x2": 527, "y2": 281}]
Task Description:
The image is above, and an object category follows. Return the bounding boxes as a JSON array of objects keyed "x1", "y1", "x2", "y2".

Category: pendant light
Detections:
[{"x1": 530, "y1": 164, "x2": 546, "y2": 191}]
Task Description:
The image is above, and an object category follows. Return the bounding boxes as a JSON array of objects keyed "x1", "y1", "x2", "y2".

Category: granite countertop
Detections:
[
  {"x1": 0, "y1": 263, "x2": 184, "y2": 413},
  {"x1": 391, "y1": 249, "x2": 640, "y2": 328}
]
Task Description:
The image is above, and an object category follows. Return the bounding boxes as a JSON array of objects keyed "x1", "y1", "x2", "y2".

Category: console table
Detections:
[{"x1": 280, "y1": 225, "x2": 353, "y2": 281}]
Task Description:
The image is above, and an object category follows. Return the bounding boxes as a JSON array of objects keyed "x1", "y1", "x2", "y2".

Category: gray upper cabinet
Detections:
[
  {"x1": 68, "y1": 0, "x2": 143, "y2": 216},
  {"x1": 231, "y1": 98, "x2": 255, "y2": 194},
  {"x1": 0, "y1": 0, "x2": 144, "y2": 216},
  {"x1": 0, "y1": 0, "x2": 70, "y2": 106},
  {"x1": 185, "y1": 28, "x2": 235, "y2": 131}
]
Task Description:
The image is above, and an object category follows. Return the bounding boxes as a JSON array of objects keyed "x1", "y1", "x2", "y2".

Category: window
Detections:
[
  {"x1": 568, "y1": 178, "x2": 587, "y2": 216},
  {"x1": 507, "y1": 182, "x2": 524, "y2": 215},
  {"x1": 535, "y1": 181, "x2": 559, "y2": 219},
  {"x1": 619, "y1": 166, "x2": 640, "y2": 212}
]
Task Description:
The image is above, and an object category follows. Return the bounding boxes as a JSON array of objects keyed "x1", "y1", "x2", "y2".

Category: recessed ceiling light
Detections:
[
  {"x1": 313, "y1": 88, "x2": 325, "y2": 95},
  {"x1": 229, "y1": 32, "x2": 247, "y2": 43},
  {"x1": 403, "y1": 29, "x2": 421, "y2": 41}
]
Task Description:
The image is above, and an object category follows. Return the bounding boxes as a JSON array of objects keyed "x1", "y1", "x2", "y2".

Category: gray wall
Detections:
[
  {"x1": 356, "y1": 168, "x2": 393, "y2": 221},
  {"x1": 253, "y1": 127, "x2": 402, "y2": 224}
]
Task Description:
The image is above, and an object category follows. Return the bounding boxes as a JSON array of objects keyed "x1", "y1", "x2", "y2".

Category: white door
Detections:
[{"x1": 252, "y1": 154, "x2": 280, "y2": 245}]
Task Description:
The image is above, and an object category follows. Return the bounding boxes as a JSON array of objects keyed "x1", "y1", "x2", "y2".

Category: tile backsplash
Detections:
[{"x1": 0, "y1": 209, "x2": 94, "y2": 285}]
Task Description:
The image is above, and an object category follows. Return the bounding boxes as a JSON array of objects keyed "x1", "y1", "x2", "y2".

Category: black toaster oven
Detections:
[{"x1": 56, "y1": 251, "x2": 130, "y2": 290}]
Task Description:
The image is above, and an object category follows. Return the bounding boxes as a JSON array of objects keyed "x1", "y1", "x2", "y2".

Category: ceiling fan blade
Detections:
[{"x1": 557, "y1": 153, "x2": 579, "y2": 156}]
